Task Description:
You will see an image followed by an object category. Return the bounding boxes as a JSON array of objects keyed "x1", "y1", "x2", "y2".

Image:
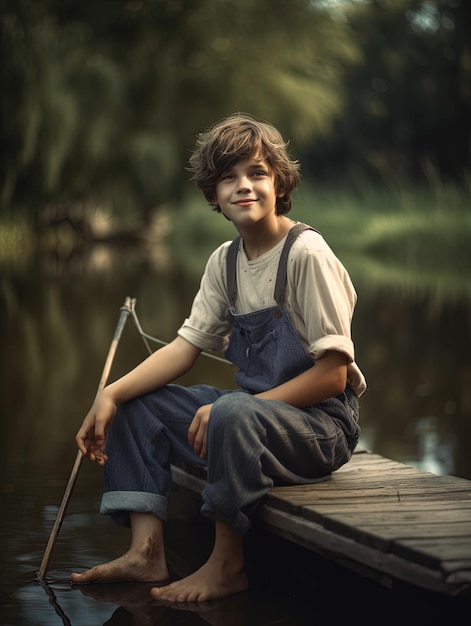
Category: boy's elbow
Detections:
[
  {"x1": 318, "y1": 364, "x2": 347, "y2": 399},
  {"x1": 317, "y1": 351, "x2": 348, "y2": 397},
  {"x1": 330, "y1": 371, "x2": 348, "y2": 397}
]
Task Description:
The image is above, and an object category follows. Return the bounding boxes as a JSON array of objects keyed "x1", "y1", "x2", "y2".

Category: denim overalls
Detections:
[{"x1": 101, "y1": 224, "x2": 360, "y2": 534}]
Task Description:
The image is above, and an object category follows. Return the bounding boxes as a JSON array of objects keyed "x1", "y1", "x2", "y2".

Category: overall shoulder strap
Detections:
[
  {"x1": 226, "y1": 223, "x2": 319, "y2": 306},
  {"x1": 226, "y1": 236, "x2": 241, "y2": 306},
  {"x1": 274, "y1": 223, "x2": 318, "y2": 305}
]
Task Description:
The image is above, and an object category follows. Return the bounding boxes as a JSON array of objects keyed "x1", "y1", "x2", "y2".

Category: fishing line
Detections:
[{"x1": 128, "y1": 297, "x2": 232, "y2": 365}]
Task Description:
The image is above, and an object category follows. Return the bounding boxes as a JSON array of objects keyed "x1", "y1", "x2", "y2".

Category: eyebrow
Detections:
[
  {"x1": 219, "y1": 158, "x2": 270, "y2": 178},
  {"x1": 247, "y1": 159, "x2": 269, "y2": 169}
]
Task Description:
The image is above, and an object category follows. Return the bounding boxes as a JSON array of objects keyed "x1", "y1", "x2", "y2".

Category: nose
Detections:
[{"x1": 236, "y1": 175, "x2": 252, "y2": 193}]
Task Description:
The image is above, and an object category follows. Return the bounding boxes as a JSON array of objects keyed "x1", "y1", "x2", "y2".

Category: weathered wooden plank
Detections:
[
  {"x1": 170, "y1": 453, "x2": 471, "y2": 597},
  {"x1": 303, "y1": 501, "x2": 471, "y2": 515},
  {"x1": 265, "y1": 490, "x2": 401, "y2": 516},
  {"x1": 266, "y1": 484, "x2": 471, "y2": 517},
  {"x1": 343, "y1": 451, "x2": 405, "y2": 462},
  {"x1": 441, "y1": 559, "x2": 471, "y2": 576},
  {"x1": 270, "y1": 476, "x2": 471, "y2": 495},
  {"x1": 333, "y1": 468, "x2": 425, "y2": 479},
  {"x1": 305, "y1": 507, "x2": 471, "y2": 525},
  {"x1": 393, "y1": 536, "x2": 471, "y2": 569},
  {"x1": 337, "y1": 458, "x2": 418, "y2": 471},
  {"x1": 318, "y1": 519, "x2": 471, "y2": 552},
  {"x1": 259, "y1": 506, "x2": 467, "y2": 595}
]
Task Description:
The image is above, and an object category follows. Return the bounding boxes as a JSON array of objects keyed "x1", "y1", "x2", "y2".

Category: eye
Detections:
[
  {"x1": 252, "y1": 169, "x2": 268, "y2": 177},
  {"x1": 219, "y1": 173, "x2": 234, "y2": 182}
]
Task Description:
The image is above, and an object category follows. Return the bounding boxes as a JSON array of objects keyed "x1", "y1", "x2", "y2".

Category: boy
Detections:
[{"x1": 71, "y1": 112, "x2": 366, "y2": 602}]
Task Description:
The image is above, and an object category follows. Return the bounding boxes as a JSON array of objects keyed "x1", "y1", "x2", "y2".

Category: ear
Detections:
[
  {"x1": 208, "y1": 193, "x2": 216, "y2": 205},
  {"x1": 276, "y1": 181, "x2": 286, "y2": 199}
]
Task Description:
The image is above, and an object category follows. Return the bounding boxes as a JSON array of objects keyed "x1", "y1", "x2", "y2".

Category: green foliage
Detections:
[
  {"x1": 164, "y1": 178, "x2": 471, "y2": 296},
  {"x1": 2, "y1": 1, "x2": 126, "y2": 207},
  {"x1": 304, "y1": 0, "x2": 471, "y2": 183},
  {"x1": 295, "y1": 175, "x2": 470, "y2": 243},
  {"x1": 0, "y1": 217, "x2": 34, "y2": 266},
  {"x1": 1, "y1": 0, "x2": 359, "y2": 220},
  {"x1": 1, "y1": 0, "x2": 469, "y2": 224},
  {"x1": 1, "y1": 177, "x2": 470, "y2": 306}
]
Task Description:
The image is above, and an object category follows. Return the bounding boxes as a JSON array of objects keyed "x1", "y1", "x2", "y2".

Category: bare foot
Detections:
[
  {"x1": 149, "y1": 558, "x2": 248, "y2": 603},
  {"x1": 70, "y1": 549, "x2": 170, "y2": 584}
]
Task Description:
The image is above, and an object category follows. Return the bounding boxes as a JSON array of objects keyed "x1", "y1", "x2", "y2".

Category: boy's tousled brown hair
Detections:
[{"x1": 188, "y1": 113, "x2": 301, "y2": 215}]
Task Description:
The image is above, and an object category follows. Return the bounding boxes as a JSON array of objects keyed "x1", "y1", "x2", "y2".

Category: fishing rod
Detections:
[
  {"x1": 37, "y1": 296, "x2": 231, "y2": 579},
  {"x1": 37, "y1": 297, "x2": 134, "y2": 580}
]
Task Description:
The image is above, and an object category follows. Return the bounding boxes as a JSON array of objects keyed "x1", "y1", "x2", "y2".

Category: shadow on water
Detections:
[{"x1": 1, "y1": 239, "x2": 471, "y2": 624}]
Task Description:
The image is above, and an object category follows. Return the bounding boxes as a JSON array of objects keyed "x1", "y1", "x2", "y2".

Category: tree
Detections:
[
  {"x1": 1, "y1": 0, "x2": 360, "y2": 220},
  {"x1": 304, "y1": 0, "x2": 471, "y2": 184}
]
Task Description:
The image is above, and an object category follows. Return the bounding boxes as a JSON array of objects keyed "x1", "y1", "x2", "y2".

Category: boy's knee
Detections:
[
  {"x1": 209, "y1": 392, "x2": 260, "y2": 435},
  {"x1": 212, "y1": 392, "x2": 251, "y2": 418}
]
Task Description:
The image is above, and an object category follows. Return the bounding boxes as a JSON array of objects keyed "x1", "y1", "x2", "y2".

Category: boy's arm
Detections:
[
  {"x1": 76, "y1": 337, "x2": 201, "y2": 462},
  {"x1": 188, "y1": 350, "x2": 348, "y2": 462},
  {"x1": 256, "y1": 350, "x2": 348, "y2": 407},
  {"x1": 106, "y1": 336, "x2": 201, "y2": 403}
]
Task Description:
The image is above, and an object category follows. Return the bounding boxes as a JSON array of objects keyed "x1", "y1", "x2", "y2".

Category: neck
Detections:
[{"x1": 240, "y1": 216, "x2": 294, "y2": 260}]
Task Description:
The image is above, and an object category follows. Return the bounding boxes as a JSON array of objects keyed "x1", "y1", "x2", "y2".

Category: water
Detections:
[
  {"x1": 1, "y1": 241, "x2": 470, "y2": 623},
  {"x1": 2, "y1": 475, "x2": 469, "y2": 624}
]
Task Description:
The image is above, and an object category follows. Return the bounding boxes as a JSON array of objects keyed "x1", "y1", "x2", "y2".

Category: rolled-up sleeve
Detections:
[
  {"x1": 177, "y1": 243, "x2": 233, "y2": 352},
  {"x1": 289, "y1": 236, "x2": 367, "y2": 395},
  {"x1": 289, "y1": 234, "x2": 357, "y2": 363}
]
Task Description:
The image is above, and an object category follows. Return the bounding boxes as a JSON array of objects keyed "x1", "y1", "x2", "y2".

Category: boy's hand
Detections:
[
  {"x1": 76, "y1": 389, "x2": 117, "y2": 465},
  {"x1": 188, "y1": 404, "x2": 213, "y2": 459}
]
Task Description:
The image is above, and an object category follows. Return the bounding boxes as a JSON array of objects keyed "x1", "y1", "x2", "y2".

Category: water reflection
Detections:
[
  {"x1": 1, "y1": 241, "x2": 470, "y2": 483},
  {"x1": 1, "y1": 240, "x2": 471, "y2": 623}
]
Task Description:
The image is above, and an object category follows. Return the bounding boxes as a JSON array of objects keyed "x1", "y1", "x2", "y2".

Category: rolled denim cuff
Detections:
[
  {"x1": 100, "y1": 491, "x2": 168, "y2": 528},
  {"x1": 200, "y1": 500, "x2": 250, "y2": 536}
]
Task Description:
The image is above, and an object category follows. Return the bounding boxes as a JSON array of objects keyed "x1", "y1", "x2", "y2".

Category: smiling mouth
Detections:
[{"x1": 234, "y1": 199, "x2": 257, "y2": 205}]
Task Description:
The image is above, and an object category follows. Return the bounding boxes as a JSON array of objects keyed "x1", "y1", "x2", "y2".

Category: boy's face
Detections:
[{"x1": 213, "y1": 156, "x2": 278, "y2": 227}]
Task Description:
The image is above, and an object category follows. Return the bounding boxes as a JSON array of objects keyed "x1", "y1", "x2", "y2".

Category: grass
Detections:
[
  {"x1": 293, "y1": 180, "x2": 471, "y2": 260},
  {"x1": 168, "y1": 179, "x2": 471, "y2": 269},
  {"x1": 1, "y1": 179, "x2": 470, "y2": 301},
  {"x1": 161, "y1": 180, "x2": 471, "y2": 304}
]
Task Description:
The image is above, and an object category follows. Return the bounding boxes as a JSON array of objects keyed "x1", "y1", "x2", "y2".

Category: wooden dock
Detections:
[{"x1": 171, "y1": 448, "x2": 471, "y2": 597}]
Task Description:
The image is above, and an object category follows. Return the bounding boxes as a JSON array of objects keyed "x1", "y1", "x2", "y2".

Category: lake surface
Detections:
[{"x1": 1, "y1": 239, "x2": 470, "y2": 623}]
